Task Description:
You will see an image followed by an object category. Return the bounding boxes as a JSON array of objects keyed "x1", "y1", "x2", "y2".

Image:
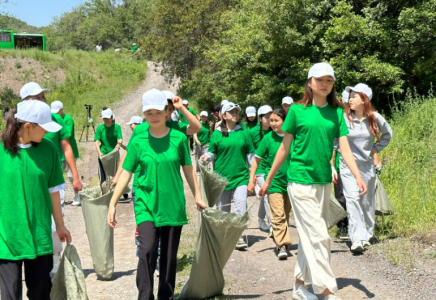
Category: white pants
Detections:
[
  {"x1": 288, "y1": 183, "x2": 338, "y2": 294},
  {"x1": 340, "y1": 160, "x2": 376, "y2": 242},
  {"x1": 217, "y1": 185, "x2": 248, "y2": 216},
  {"x1": 256, "y1": 175, "x2": 271, "y2": 224}
]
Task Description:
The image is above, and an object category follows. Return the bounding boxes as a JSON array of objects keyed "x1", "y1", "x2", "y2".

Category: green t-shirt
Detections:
[
  {"x1": 94, "y1": 123, "x2": 123, "y2": 155},
  {"x1": 123, "y1": 129, "x2": 191, "y2": 227},
  {"x1": 250, "y1": 125, "x2": 271, "y2": 175},
  {"x1": 62, "y1": 114, "x2": 79, "y2": 159},
  {"x1": 197, "y1": 121, "x2": 210, "y2": 145},
  {"x1": 335, "y1": 152, "x2": 341, "y2": 171},
  {"x1": 128, "y1": 121, "x2": 188, "y2": 189},
  {"x1": 281, "y1": 104, "x2": 349, "y2": 185},
  {"x1": 255, "y1": 131, "x2": 290, "y2": 194},
  {"x1": 132, "y1": 45, "x2": 138, "y2": 53},
  {"x1": 45, "y1": 113, "x2": 70, "y2": 162},
  {"x1": 0, "y1": 139, "x2": 64, "y2": 260},
  {"x1": 208, "y1": 127, "x2": 255, "y2": 190},
  {"x1": 180, "y1": 108, "x2": 197, "y2": 124},
  {"x1": 242, "y1": 119, "x2": 259, "y2": 130}
]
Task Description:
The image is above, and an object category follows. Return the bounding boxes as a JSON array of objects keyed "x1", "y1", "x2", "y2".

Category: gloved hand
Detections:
[{"x1": 332, "y1": 166, "x2": 338, "y2": 184}]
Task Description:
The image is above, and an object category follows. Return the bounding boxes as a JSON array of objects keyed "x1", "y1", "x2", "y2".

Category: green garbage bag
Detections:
[
  {"x1": 178, "y1": 161, "x2": 250, "y2": 300},
  {"x1": 79, "y1": 180, "x2": 114, "y2": 280},
  {"x1": 98, "y1": 149, "x2": 130, "y2": 194},
  {"x1": 327, "y1": 193, "x2": 348, "y2": 229},
  {"x1": 51, "y1": 244, "x2": 89, "y2": 300},
  {"x1": 375, "y1": 175, "x2": 395, "y2": 215}
]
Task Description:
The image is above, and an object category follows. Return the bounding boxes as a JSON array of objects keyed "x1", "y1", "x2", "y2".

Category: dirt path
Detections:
[{"x1": 62, "y1": 62, "x2": 436, "y2": 300}]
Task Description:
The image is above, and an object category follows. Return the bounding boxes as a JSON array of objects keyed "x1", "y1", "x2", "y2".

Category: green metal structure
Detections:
[{"x1": 0, "y1": 30, "x2": 46, "y2": 51}]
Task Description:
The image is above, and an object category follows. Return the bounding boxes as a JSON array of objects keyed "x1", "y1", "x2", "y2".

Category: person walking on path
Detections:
[
  {"x1": 94, "y1": 108, "x2": 123, "y2": 159},
  {"x1": 249, "y1": 105, "x2": 273, "y2": 233},
  {"x1": 259, "y1": 62, "x2": 367, "y2": 300},
  {"x1": 241, "y1": 106, "x2": 258, "y2": 130},
  {"x1": 249, "y1": 108, "x2": 292, "y2": 260},
  {"x1": 201, "y1": 102, "x2": 255, "y2": 250},
  {"x1": 282, "y1": 96, "x2": 294, "y2": 113},
  {"x1": 0, "y1": 100, "x2": 72, "y2": 300},
  {"x1": 336, "y1": 83, "x2": 392, "y2": 253},
  {"x1": 193, "y1": 111, "x2": 211, "y2": 174},
  {"x1": 107, "y1": 88, "x2": 206, "y2": 300}
]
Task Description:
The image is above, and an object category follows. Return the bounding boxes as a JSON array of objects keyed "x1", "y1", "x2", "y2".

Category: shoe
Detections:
[
  {"x1": 324, "y1": 294, "x2": 342, "y2": 300},
  {"x1": 338, "y1": 228, "x2": 350, "y2": 241},
  {"x1": 118, "y1": 194, "x2": 131, "y2": 203},
  {"x1": 258, "y1": 218, "x2": 270, "y2": 232},
  {"x1": 277, "y1": 246, "x2": 287, "y2": 260},
  {"x1": 235, "y1": 236, "x2": 248, "y2": 250},
  {"x1": 293, "y1": 284, "x2": 317, "y2": 300},
  {"x1": 71, "y1": 194, "x2": 81, "y2": 206},
  {"x1": 351, "y1": 241, "x2": 364, "y2": 253},
  {"x1": 362, "y1": 240, "x2": 371, "y2": 247}
]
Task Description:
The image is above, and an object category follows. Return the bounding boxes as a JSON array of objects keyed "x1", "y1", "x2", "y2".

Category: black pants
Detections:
[
  {"x1": 334, "y1": 170, "x2": 348, "y2": 230},
  {"x1": 137, "y1": 222, "x2": 182, "y2": 300},
  {"x1": 0, "y1": 254, "x2": 53, "y2": 300}
]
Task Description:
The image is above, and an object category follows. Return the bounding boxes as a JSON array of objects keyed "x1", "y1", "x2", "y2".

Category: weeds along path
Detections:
[{"x1": 62, "y1": 62, "x2": 436, "y2": 299}]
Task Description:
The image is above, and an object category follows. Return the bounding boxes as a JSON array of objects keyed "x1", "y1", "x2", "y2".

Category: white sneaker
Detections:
[
  {"x1": 71, "y1": 194, "x2": 81, "y2": 206},
  {"x1": 277, "y1": 246, "x2": 287, "y2": 260},
  {"x1": 351, "y1": 241, "x2": 364, "y2": 253},
  {"x1": 258, "y1": 218, "x2": 270, "y2": 232},
  {"x1": 362, "y1": 240, "x2": 371, "y2": 247},
  {"x1": 324, "y1": 294, "x2": 342, "y2": 300},
  {"x1": 293, "y1": 284, "x2": 317, "y2": 300},
  {"x1": 235, "y1": 236, "x2": 248, "y2": 250}
]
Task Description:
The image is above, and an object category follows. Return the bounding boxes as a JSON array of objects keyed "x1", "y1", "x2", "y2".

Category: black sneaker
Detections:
[{"x1": 338, "y1": 228, "x2": 350, "y2": 241}]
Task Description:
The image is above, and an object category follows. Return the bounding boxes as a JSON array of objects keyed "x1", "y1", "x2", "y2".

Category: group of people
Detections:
[{"x1": 0, "y1": 61, "x2": 392, "y2": 300}]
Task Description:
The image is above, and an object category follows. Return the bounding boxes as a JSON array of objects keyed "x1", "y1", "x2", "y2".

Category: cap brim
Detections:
[
  {"x1": 247, "y1": 113, "x2": 256, "y2": 117},
  {"x1": 125, "y1": 121, "x2": 134, "y2": 125},
  {"x1": 142, "y1": 105, "x2": 166, "y2": 112},
  {"x1": 51, "y1": 108, "x2": 61, "y2": 113},
  {"x1": 311, "y1": 73, "x2": 336, "y2": 80},
  {"x1": 101, "y1": 115, "x2": 112, "y2": 119},
  {"x1": 40, "y1": 121, "x2": 62, "y2": 133}
]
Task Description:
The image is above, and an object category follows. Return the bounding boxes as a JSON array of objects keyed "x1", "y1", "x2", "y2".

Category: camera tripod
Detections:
[{"x1": 79, "y1": 104, "x2": 96, "y2": 142}]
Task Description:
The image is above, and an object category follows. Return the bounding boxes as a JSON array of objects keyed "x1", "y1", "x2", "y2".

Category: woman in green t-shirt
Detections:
[
  {"x1": 201, "y1": 102, "x2": 255, "y2": 250},
  {"x1": 249, "y1": 108, "x2": 292, "y2": 260},
  {"x1": 241, "y1": 106, "x2": 258, "y2": 130},
  {"x1": 107, "y1": 88, "x2": 206, "y2": 300},
  {"x1": 259, "y1": 63, "x2": 367, "y2": 300},
  {"x1": 0, "y1": 100, "x2": 72, "y2": 299}
]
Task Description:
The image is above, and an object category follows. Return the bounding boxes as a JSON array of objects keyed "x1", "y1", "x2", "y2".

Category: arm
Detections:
[
  {"x1": 330, "y1": 150, "x2": 338, "y2": 183},
  {"x1": 115, "y1": 139, "x2": 124, "y2": 149},
  {"x1": 61, "y1": 139, "x2": 83, "y2": 193},
  {"x1": 193, "y1": 133, "x2": 201, "y2": 145},
  {"x1": 112, "y1": 151, "x2": 127, "y2": 186},
  {"x1": 373, "y1": 113, "x2": 393, "y2": 153},
  {"x1": 182, "y1": 165, "x2": 207, "y2": 210},
  {"x1": 338, "y1": 136, "x2": 367, "y2": 195},
  {"x1": 107, "y1": 170, "x2": 132, "y2": 228},
  {"x1": 95, "y1": 140, "x2": 103, "y2": 157},
  {"x1": 173, "y1": 97, "x2": 201, "y2": 134},
  {"x1": 51, "y1": 191, "x2": 72, "y2": 243},
  {"x1": 248, "y1": 157, "x2": 260, "y2": 194}
]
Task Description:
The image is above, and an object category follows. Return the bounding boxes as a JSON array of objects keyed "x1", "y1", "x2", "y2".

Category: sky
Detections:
[{"x1": 2, "y1": 0, "x2": 86, "y2": 27}]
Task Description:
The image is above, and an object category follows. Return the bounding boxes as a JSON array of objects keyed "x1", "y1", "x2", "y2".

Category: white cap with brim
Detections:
[
  {"x1": 15, "y1": 100, "x2": 62, "y2": 132},
  {"x1": 126, "y1": 116, "x2": 143, "y2": 125},
  {"x1": 200, "y1": 111, "x2": 208, "y2": 117},
  {"x1": 221, "y1": 99, "x2": 229, "y2": 106},
  {"x1": 162, "y1": 90, "x2": 175, "y2": 100},
  {"x1": 101, "y1": 108, "x2": 114, "y2": 119},
  {"x1": 308, "y1": 62, "x2": 336, "y2": 80},
  {"x1": 20, "y1": 82, "x2": 50, "y2": 99},
  {"x1": 182, "y1": 100, "x2": 189, "y2": 105},
  {"x1": 342, "y1": 90, "x2": 350, "y2": 103},
  {"x1": 345, "y1": 83, "x2": 373, "y2": 100},
  {"x1": 142, "y1": 88, "x2": 167, "y2": 112},
  {"x1": 246, "y1": 106, "x2": 256, "y2": 117},
  {"x1": 282, "y1": 96, "x2": 294, "y2": 105},
  {"x1": 258, "y1": 105, "x2": 273, "y2": 116},
  {"x1": 50, "y1": 100, "x2": 63, "y2": 113},
  {"x1": 221, "y1": 102, "x2": 241, "y2": 115}
]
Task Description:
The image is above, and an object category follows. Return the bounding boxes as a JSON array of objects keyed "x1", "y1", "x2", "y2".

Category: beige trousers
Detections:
[
  {"x1": 268, "y1": 193, "x2": 292, "y2": 249},
  {"x1": 288, "y1": 183, "x2": 338, "y2": 294}
]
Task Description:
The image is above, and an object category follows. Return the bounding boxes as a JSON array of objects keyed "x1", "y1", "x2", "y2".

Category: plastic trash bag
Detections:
[
  {"x1": 99, "y1": 149, "x2": 120, "y2": 181},
  {"x1": 375, "y1": 175, "x2": 395, "y2": 215},
  {"x1": 327, "y1": 194, "x2": 349, "y2": 229},
  {"x1": 51, "y1": 244, "x2": 89, "y2": 300},
  {"x1": 79, "y1": 180, "x2": 114, "y2": 280},
  {"x1": 178, "y1": 161, "x2": 250, "y2": 300}
]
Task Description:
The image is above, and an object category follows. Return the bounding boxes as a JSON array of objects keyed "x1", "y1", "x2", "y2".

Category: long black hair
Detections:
[
  {"x1": 271, "y1": 108, "x2": 286, "y2": 122},
  {"x1": 1, "y1": 109, "x2": 24, "y2": 154},
  {"x1": 258, "y1": 113, "x2": 272, "y2": 140}
]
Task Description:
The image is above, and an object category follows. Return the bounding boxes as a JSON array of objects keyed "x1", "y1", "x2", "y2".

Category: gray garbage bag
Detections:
[
  {"x1": 178, "y1": 161, "x2": 250, "y2": 300},
  {"x1": 99, "y1": 149, "x2": 120, "y2": 179},
  {"x1": 327, "y1": 193, "x2": 349, "y2": 229},
  {"x1": 79, "y1": 180, "x2": 114, "y2": 280},
  {"x1": 51, "y1": 244, "x2": 89, "y2": 300},
  {"x1": 375, "y1": 175, "x2": 395, "y2": 215}
]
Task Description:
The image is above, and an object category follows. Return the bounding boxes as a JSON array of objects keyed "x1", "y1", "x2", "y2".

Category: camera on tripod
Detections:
[
  {"x1": 84, "y1": 104, "x2": 93, "y2": 123},
  {"x1": 79, "y1": 104, "x2": 95, "y2": 142}
]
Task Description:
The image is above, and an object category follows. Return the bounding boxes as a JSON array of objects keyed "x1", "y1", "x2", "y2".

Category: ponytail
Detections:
[
  {"x1": 220, "y1": 118, "x2": 229, "y2": 137},
  {"x1": 0, "y1": 109, "x2": 21, "y2": 154},
  {"x1": 258, "y1": 117, "x2": 263, "y2": 139}
]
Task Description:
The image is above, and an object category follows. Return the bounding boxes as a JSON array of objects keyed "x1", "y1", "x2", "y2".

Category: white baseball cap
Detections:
[
  {"x1": 200, "y1": 111, "x2": 208, "y2": 117},
  {"x1": 282, "y1": 96, "x2": 294, "y2": 105},
  {"x1": 346, "y1": 83, "x2": 373, "y2": 100},
  {"x1": 245, "y1": 106, "x2": 256, "y2": 117},
  {"x1": 342, "y1": 90, "x2": 350, "y2": 103},
  {"x1": 126, "y1": 116, "x2": 143, "y2": 125},
  {"x1": 258, "y1": 105, "x2": 273, "y2": 116},
  {"x1": 308, "y1": 62, "x2": 336, "y2": 80},
  {"x1": 142, "y1": 88, "x2": 167, "y2": 111},
  {"x1": 162, "y1": 90, "x2": 175, "y2": 100},
  {"x1": 15, "y1": 100, "x2": 62, "y2": 132},
  {"x1": 101, "y1": 108, "x2": 113, "y2": 119},
  {"x1": 20, "y1": 82, "x2": 50, "y2": 99},
  {"x1": 182, "y1": 99, "x2": 189, "y2": 105},
  {"x1": 221, "y1": 99, "x2": 229, "y2": 106},
  {"x1": 50, "y1": 100, "x2": 63, "y2": 113},
  {"x1": 221, "y1": 102, "x2": 241, "y2": 115}
]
